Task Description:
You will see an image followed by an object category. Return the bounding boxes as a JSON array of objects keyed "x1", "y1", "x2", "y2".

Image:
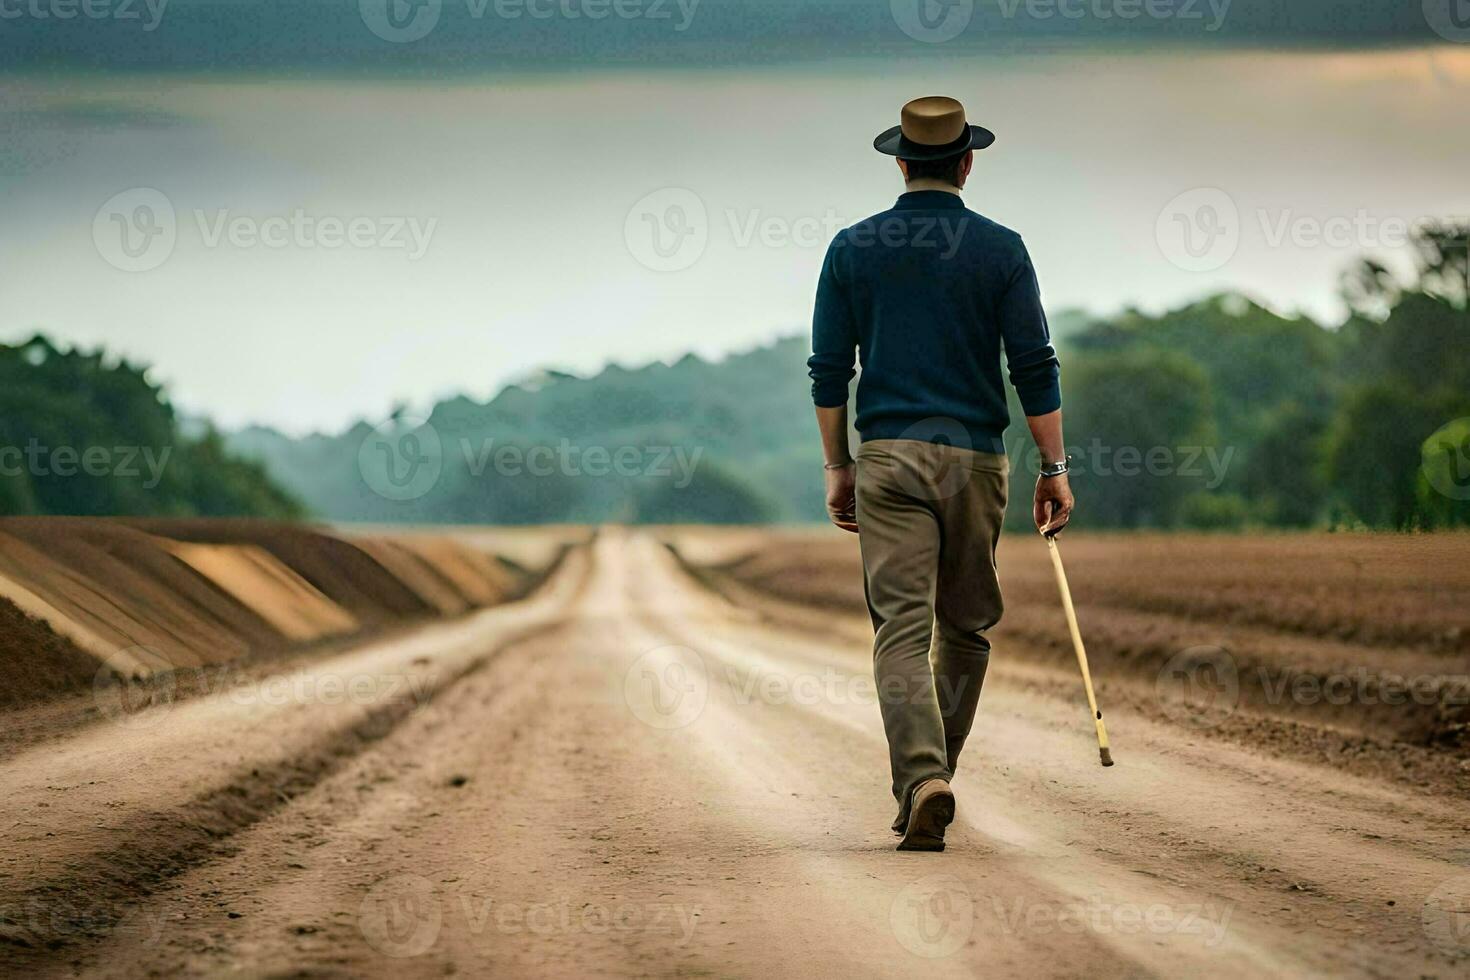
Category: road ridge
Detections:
[{"x1": 0, "y1": 552, "x2": 591, "y2": 958}]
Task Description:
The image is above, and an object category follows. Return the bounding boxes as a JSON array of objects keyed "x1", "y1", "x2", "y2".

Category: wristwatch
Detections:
[{"x1": 1040, "y1": 455, "x2": 1072, "y2": 479}]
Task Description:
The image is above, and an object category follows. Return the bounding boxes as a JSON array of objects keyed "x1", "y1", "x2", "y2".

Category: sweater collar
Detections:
[{"x1": 894, "y1": 190, "x2": 966, "y2": 211}]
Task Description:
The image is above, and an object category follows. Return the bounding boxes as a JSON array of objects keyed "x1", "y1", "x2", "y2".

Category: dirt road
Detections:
[{"x1": 3, "y1": 531, "x2": 1468, "y2": 978}]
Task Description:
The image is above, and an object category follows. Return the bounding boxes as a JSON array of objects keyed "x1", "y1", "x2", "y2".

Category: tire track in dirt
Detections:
[
  {"x1": 676, "y1": 540, "x2": 1470, "y2": 795},
  {"x1": 639, "y1": 534, "x2": 1470, "y2": 977},
  {"x1": 0, "y1": 551, "x2": 590, "y2": 961},
  {"x1": 23, "y1": 533, "x2": 1141, "y2": 978},
  {"x1": 8, "y1": 531, "x2": 1470, "y2": 978}
]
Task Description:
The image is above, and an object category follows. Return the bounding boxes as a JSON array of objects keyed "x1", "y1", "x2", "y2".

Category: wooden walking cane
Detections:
[{"x1": 1045, "y1": 535, "x2": 1115, "y2": 767}]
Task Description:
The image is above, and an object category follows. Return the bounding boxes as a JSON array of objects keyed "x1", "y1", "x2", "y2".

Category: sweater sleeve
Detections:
[
  {"x1": 997, "y1": 240, "x2": 1062, "y2": 416},
  {"x1": 807, "y1": 237, "x2": 857, "y2": 408}
]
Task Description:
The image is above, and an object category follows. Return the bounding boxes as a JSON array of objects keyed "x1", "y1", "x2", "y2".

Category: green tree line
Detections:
[
  {"x1": 6, "y1": 229, "x2": 1466, "y2": 529},
  {"x1": 0, "y1": 336, "x2": 301, "y2": 519},
  {"x1": 1028, "y1": 224, "x2": 1469, "y2": 531}
]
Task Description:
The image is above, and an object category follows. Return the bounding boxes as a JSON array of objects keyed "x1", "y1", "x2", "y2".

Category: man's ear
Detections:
[
  {"x1": 959, "y1": 150, "x2": 974, "y2": 184},
  {"x1": 896, "y1": 159, "x2": 910, "y2": 182}
]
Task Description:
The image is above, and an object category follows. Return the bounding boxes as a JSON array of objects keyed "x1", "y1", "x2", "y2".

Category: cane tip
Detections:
[{"x1": 1100, "y1": 747, "x2": 1115, "y2": 768}]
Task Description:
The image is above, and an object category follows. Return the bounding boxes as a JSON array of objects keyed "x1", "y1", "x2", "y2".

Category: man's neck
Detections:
[{"x1": 903, "y1": 179, "x2": 963, "y2": 197}]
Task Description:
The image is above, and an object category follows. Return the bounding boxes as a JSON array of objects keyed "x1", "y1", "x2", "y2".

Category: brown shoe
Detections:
[{"x1": 896, "y1": 778, "x2": 955, "y2": 852}]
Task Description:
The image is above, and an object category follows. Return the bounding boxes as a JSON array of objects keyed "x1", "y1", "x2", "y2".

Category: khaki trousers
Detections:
[{"x1": 854, "y1": 439, "x2": 1009, "y2": 832}]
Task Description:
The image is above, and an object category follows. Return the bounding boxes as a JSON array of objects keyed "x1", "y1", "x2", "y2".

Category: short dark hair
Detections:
[{"x1": 901, "y1": 151, "x2": 968, "y2": 186}]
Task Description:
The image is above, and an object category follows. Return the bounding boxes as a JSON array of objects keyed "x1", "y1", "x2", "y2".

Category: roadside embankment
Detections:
[
  {"x1": 664, "y1": 528, "x2": 1470, "y2": 787},
  {"x1": 0, "y1": 517, "x2": 577, "y2": 708}
]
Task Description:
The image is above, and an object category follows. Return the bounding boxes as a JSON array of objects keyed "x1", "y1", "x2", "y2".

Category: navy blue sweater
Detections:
[{"x1": 808, "y1": 190, "x2": 1061, "y2": 455}]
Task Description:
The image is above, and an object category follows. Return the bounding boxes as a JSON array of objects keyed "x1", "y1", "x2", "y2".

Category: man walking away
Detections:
[{"x1": 808, "y1": 96, "x2": 1076, "y2": 852}]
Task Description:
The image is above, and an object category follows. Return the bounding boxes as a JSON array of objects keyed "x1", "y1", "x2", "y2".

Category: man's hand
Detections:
[
  {"x1": 826, "y1": 463, "x2": 859, "y2": 533},
  {"x1": 1035, "y1": 472, "x2": 1074, "y2": 537},
  {"x1": 815, "y1": 405, "x2": 858, "y2": 533}
]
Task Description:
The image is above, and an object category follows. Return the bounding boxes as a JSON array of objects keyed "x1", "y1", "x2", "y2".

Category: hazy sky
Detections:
[{"x1": 3, "y1": 37, "x2": 1468, "y2": 432}]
